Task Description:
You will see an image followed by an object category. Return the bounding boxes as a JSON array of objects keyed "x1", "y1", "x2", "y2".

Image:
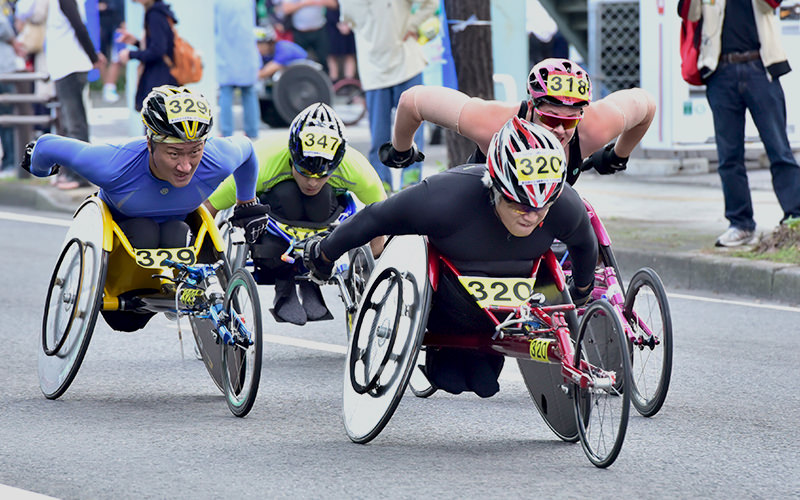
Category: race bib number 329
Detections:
[
  {"x1": 459, "y1": 276, "x2": 537, "y2": 308},
  {"x1": 135, "y1": 247, "x2": 196, "y2": 268},
  {"x1": 164, "y1": 93, "x2": 211, "y2": 125}
]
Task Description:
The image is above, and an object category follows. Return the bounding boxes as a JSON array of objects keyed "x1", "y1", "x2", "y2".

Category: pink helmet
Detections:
[
  {"x1": 527, "y1": 58, "x2": 592, "y2": 108},
  {"x1": 487, "y1": 116, "x2": 566, "y2": 209}
]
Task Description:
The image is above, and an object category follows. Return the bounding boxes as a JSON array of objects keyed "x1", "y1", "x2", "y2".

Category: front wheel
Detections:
[
  {"x1": 221, "y1": 269, "x2": 263, "y2": 417},
  {"x1": 345, "y1": 245, "x2": 375, "y2": 337},
  {"x1": 623, "y1": 268, "x2": 673, "y2": 417},
  {"x1": 574, "y1": 299, "x2": 631, "y2": 468}
]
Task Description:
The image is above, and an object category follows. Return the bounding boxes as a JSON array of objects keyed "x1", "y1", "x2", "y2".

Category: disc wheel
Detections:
[
  {"x1": 332, "y1": 78, "x2": 366, "y2": 126},
  {"x1": 221, "y1": 269, "x2": 263, "y2": 417},
  {"x1": 345, "y1": 245, "x2": 375, "y2": 337},
  {"x1": 574, "y1": 299, "x2": 631, "y2": 468},
  {"x1": 623, "y1": 267, "x2": 673, "y2": 417}
]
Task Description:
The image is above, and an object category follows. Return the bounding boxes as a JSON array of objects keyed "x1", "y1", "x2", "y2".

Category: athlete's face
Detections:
[
  {"x1": 528, "y1": 101, "x2": 583, "y2": 147},
  {"x1": 291, "y1": 167, "x2": 331, "y2": 196},
  {"x1": 495, "y1": 196, "x2": 552, "y2": 237},
  {"x1": 148, "y1": 140, "x2": 205, "y2": 188}
]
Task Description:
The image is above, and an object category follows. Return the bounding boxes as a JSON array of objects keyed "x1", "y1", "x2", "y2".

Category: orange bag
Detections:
[{"x1": 163, "y1": 18, "x2": 203, "y2": 85}]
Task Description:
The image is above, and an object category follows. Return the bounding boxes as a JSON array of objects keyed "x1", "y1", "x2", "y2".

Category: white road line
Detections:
[
  {"x1": 0, "y1": 484, "x2": 59, "y2": 499},
  {"x1": 263, "y1": 334, "x2": 347, "y2": 354},
  {"x1": 0, "y1": 211, "x2": 71, "y2": 227},
  {"x1": 669, "y1": 291, "x2": 800, "y2": 313}
]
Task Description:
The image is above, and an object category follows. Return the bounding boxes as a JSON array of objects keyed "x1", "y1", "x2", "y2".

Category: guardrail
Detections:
[{"x1": 0, "y1": 72, "x2": 58, "y2": 179}]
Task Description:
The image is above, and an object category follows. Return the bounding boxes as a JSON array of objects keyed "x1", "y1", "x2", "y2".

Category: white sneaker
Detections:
[
  {"x1": 715, "y1": 227, "x2": 757, "y2": 247},
  {"x1": 102, "y1": 85, "x2": 120, "y2": 103}
]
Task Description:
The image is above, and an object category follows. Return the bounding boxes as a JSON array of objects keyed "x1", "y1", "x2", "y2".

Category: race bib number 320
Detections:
[
  {"x1": 512, "y1": 149, "x2": 563, "y2": 185},
  {"x1": 458, "y1": 276, "x2": 537, "y2": 308},
  {"x1": 300, "y1": 126, "x2": 341, "y2": 160},
  {"x1": 135, "y1": 247, "x2": 196, "y2": 268},
  {"x1": 546, "y1": 72, "x2": 590, "y2": 100}
]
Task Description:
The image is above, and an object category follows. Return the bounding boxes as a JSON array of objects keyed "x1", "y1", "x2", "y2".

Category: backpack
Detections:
[
  {"x1": 163, "y1": 18, "x2": 203, "y2": 85},
  {"x1": 678, "y1": 0, "x2": 703, "y2": 85}
]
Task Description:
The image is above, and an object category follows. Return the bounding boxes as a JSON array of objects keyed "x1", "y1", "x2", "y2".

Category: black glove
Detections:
[
  {"x1": 230, "y1": 201, "x2": 270, "y2": 244},
  {"x1": 303, "y1": 237, "x2": 334, "y2": 281},
  {"x1": 568, "y1": 281, "x2": 594, "y2": 307},
  {"x1": 378, "y1": 141, "x2": 425, "y2": 169},
  {"x1": 19, "y1": 140, "x2": 59, "y2": 176},
  {"x1": 581, "y1": 142, "x2": 628, "y2": 175}
]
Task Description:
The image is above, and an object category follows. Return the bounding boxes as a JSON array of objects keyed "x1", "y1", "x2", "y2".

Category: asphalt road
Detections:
[{"x1": 1, "y1": 208, "x2": 798, "y2": 499}]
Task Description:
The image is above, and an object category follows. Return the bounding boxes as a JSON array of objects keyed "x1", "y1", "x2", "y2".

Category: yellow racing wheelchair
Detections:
[{"x1": 39, "y1": 196, "x2": 263, "y2": 417}]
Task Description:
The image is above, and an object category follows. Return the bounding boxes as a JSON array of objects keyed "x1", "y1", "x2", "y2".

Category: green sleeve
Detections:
[
  {"x1": 207, "y1": 174, "x2": 238, "y2": 211},
  {"x1": 341, "y1": 147, "x2": 387, "y2": 205}
]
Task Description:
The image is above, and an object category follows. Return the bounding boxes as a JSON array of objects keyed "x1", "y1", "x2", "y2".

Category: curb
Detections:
[{"x1": 2, "y1": 181, "x2": 799, "y2": 307}]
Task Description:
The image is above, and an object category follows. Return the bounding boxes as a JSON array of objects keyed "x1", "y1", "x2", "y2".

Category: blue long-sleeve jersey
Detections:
[{"x1": 30, "y1": 134, "x2": 258, "y2": 223}]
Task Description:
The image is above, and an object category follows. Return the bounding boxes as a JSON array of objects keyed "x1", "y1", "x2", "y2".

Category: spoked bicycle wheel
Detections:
[
  {"x1": 221, "y1": 269, "x2": 263, "y2": 417},
  {"x1": 332, "y1": 79, "x2": 367, "y2": 126},
  {"x1": 574, "y1": 299, "x2": 631, "y2": 468},
  {"x1": 623, "y1": 267, "x2": 673, "y2": 417},
  {"x1": 345, "y1": 245, "x2": 375, "y2": 337},
  {"x1": 42, "y1": 238, "x2": 84, "y2": 357}
]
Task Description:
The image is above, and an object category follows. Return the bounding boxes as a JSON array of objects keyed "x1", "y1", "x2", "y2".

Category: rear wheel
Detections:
[
  {"x1": 221, "y1": 269, "x2": 263, "y2": 417},
  {"x1": 332, "y1": 79, "x2": 366, "y2": 126},
  {"x1": 623, "y1": 268, "x2": 673, "y2": 417},
  {"x1": 574, "y1": 299, "x2": 631, "y2": 468}
]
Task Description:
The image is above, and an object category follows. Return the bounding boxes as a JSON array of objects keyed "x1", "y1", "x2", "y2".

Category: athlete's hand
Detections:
[
  {"x1": 19, "y1": 140, "x2": 60, "y2": 176},
  {"x1": 581, "y1": 142, "x2": 628, "y2": 175},
  {"x1": 230, "y1": 200, "x2": 270, "y2": 244},
  {"x1": 379, "y1": 141, "x2": 425, "y2": 169},
  {"x1": 303, "y1": 237, "x2": 334, "y2": 281},
  {"x1": 568, "y1": 280, "x2": 594, "y2": 307}
]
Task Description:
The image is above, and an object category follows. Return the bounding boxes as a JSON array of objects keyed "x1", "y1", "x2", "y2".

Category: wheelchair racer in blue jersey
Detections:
[{"x1": 20, "y1": 85, "x2": 270, "y2": 332}]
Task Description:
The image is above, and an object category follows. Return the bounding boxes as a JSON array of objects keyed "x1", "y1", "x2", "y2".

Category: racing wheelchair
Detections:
[
  {"x1": 39, "y1": 196, "x2": 263, "y2": 417},
  {"x1": 408, "y1": 198, "x2": 675, "y2": 418},
  {"x1": 217, "y1": 192, "x2": 374, "y2": 334},
  {"x1": 340, "y1": 234, "x2": 632, "y2": 468}
]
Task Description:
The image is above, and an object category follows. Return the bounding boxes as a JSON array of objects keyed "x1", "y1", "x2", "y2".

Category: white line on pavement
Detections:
[
  {"x1": 669, "y1": 291, "x2": 800, "y2": 313},
  {"x1": 263, "y1": 334, "x2": 347, "y2": 354},
  {"x1": 0, "y1": 484, "x2": 60, "y2": 499},
  {"x1": 0, "y1": 211, "x2": 71, "y2": 227}
]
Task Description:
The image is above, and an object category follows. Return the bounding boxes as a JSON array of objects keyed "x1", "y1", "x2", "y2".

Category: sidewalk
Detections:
[{"x1": 2, "y1": 99, "x2": 798, "y2": 306}]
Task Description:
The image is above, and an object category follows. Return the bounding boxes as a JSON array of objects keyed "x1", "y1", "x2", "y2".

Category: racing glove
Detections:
[
  {"x1": 568, "y1": 280, "x2": 594, "y2": 307},
  {"x1": 230, "y1": 200, "x2": 270, "y2": 244},
  {"x1": 378, "y1": 141, "x2": 425, "y2": 169},
  {"x1": 581, "y1": 142, "x2": 628, "y2": 175},
  {"x1": 19, "y1": 140, "x2": 60, "y2": 176},
  {"x1": 303, "y1": 237, "x2": 334, "y2": 281}
]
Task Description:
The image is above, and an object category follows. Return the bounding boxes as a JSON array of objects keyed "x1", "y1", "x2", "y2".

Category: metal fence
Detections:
[{"x1": 588, "y1": 0, "x2": 640, "y2": 98}]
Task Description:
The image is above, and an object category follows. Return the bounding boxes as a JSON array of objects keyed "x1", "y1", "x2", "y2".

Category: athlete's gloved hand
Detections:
[
  {"x1": 230, "y1": 200, "x2": 270, "y2": 244},
  {"x1": 581, "y1": 142, "x2": 628, "y2": 175},
  {"x1": 19, "y1": 140, "x2": 60, "y2": 176},
  {"x1": 379, "y1": 141, "x2": 425, "y2": 169},
  {"x1": 303, "y1": 237, "x2": 334, "y2": 281},
  {"x1": 568, "y1": 281, "x2": 594, "y2": 307}
]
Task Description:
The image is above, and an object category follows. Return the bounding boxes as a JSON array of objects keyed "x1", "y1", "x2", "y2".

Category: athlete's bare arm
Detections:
[
  {"x1": 392, "y1": 85, "x2": 520, "y2": 155},
  {"x1": 577, "y1": 88, "x2": 656, "y2": 159}
]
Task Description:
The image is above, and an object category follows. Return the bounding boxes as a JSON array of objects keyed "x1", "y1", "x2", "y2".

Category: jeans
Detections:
[
  {"x1": 365, "y1": 73, "x2": 425, "y2": 190},
  {"x1": 0, "y1": 82, "x2": 14, "y2": 171},
  {"x1": 218, "y1": 84, "x2": 261, "y2": 139},
  {"x1": 706, "y1": 60, "x2": 800, "y2": 230}
]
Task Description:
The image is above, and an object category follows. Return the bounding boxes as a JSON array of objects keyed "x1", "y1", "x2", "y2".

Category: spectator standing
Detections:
[
  {"x1": 215, "y1": 0, "x2": 261, "y2": 139},
  {"x1": 682, "y1": 0, "x2": 800, "y2": 246},
  {"x1": 117, "y1": 0, "x2": 177, "y2": 112},
  {"x1": 45, "y1": 0, "x2": 105, "y2": 189},
  {"x1": 324, "y1": 2, "x2": 355, "y2": 83},
  {"x1": 255, "y1": 24, "x2": 308, "y2": 80},
  {"x1": 0, "y1": 7, "x2": 19, "y2": 175},
  {"x1": 278, "y1": 0, "x2": 336, "y2": 74},
  {"x1": 97, "y1": 0, "x2": 124, "y2": 103},
  {"x1": 338, "y1": 0, "x2": 437, "y2": 192}
]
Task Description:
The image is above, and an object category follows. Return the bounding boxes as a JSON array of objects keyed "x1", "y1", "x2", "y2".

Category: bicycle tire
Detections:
[
  {"x1": 332, "y1": 78, "x2": 367, "y2": 126},
  {"x1": 221, "y1": 269, "x2": 263, "y2": 417},
  {"x1": 623, "y1": 267, "x2": 673, "y2": 417},
  {"x1": 345, "y1": 245, "x2": 375, "y2": 338},
  {"x1": 42, "y1": 238, "x2": 84, "y2": 356},
  {"x1": 574, "y1": 299, "x2": 631, "y2": 468}
]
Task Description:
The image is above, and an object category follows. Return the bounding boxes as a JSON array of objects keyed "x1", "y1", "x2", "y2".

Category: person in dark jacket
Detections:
[{"x1": 117, "y1": 0, "x2": 177, "y2": 111}]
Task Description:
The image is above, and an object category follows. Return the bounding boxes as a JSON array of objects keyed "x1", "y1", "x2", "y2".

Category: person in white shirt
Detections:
[{"x1": 278, "y1": 0, "x2": 337, "y2": 74}]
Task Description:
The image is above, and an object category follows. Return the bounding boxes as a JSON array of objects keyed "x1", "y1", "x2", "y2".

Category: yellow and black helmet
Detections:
[{"x1": 141, "y1": 85, "x2": 213, "y2": 143}]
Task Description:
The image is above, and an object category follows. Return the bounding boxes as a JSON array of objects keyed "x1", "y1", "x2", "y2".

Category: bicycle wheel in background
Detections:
[
  {"x1": 345, "y1": 245, "x2": 375, "y2": 337},
  {"x1": 221, "y1": 269, "x2": 263, "y2": 418},
  {"x1": 623, "y1": 267, "x2": 673, "y2": 417},
  {"x1": 332, "y1": 79, "x2": 367, "y2": 126},
  {"x1": 574, "y1": 299, "x2": 631, "y2": 468}
]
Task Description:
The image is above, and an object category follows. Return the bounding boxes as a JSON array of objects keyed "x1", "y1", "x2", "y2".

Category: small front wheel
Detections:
[
  {"x1": 221, "y1": 269, "x2": 263, "y2": 417},
  {"x1": 574, "y1": 299, "x2": 631, "y2": 468},
  {"x1": 623, "y1": 268, "x2": 673, "y2": 417}
]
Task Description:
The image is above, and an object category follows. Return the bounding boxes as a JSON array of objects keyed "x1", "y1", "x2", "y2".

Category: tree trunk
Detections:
[{"x1": 443, "y1": 0, "x2": 494, "y2": 168}]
